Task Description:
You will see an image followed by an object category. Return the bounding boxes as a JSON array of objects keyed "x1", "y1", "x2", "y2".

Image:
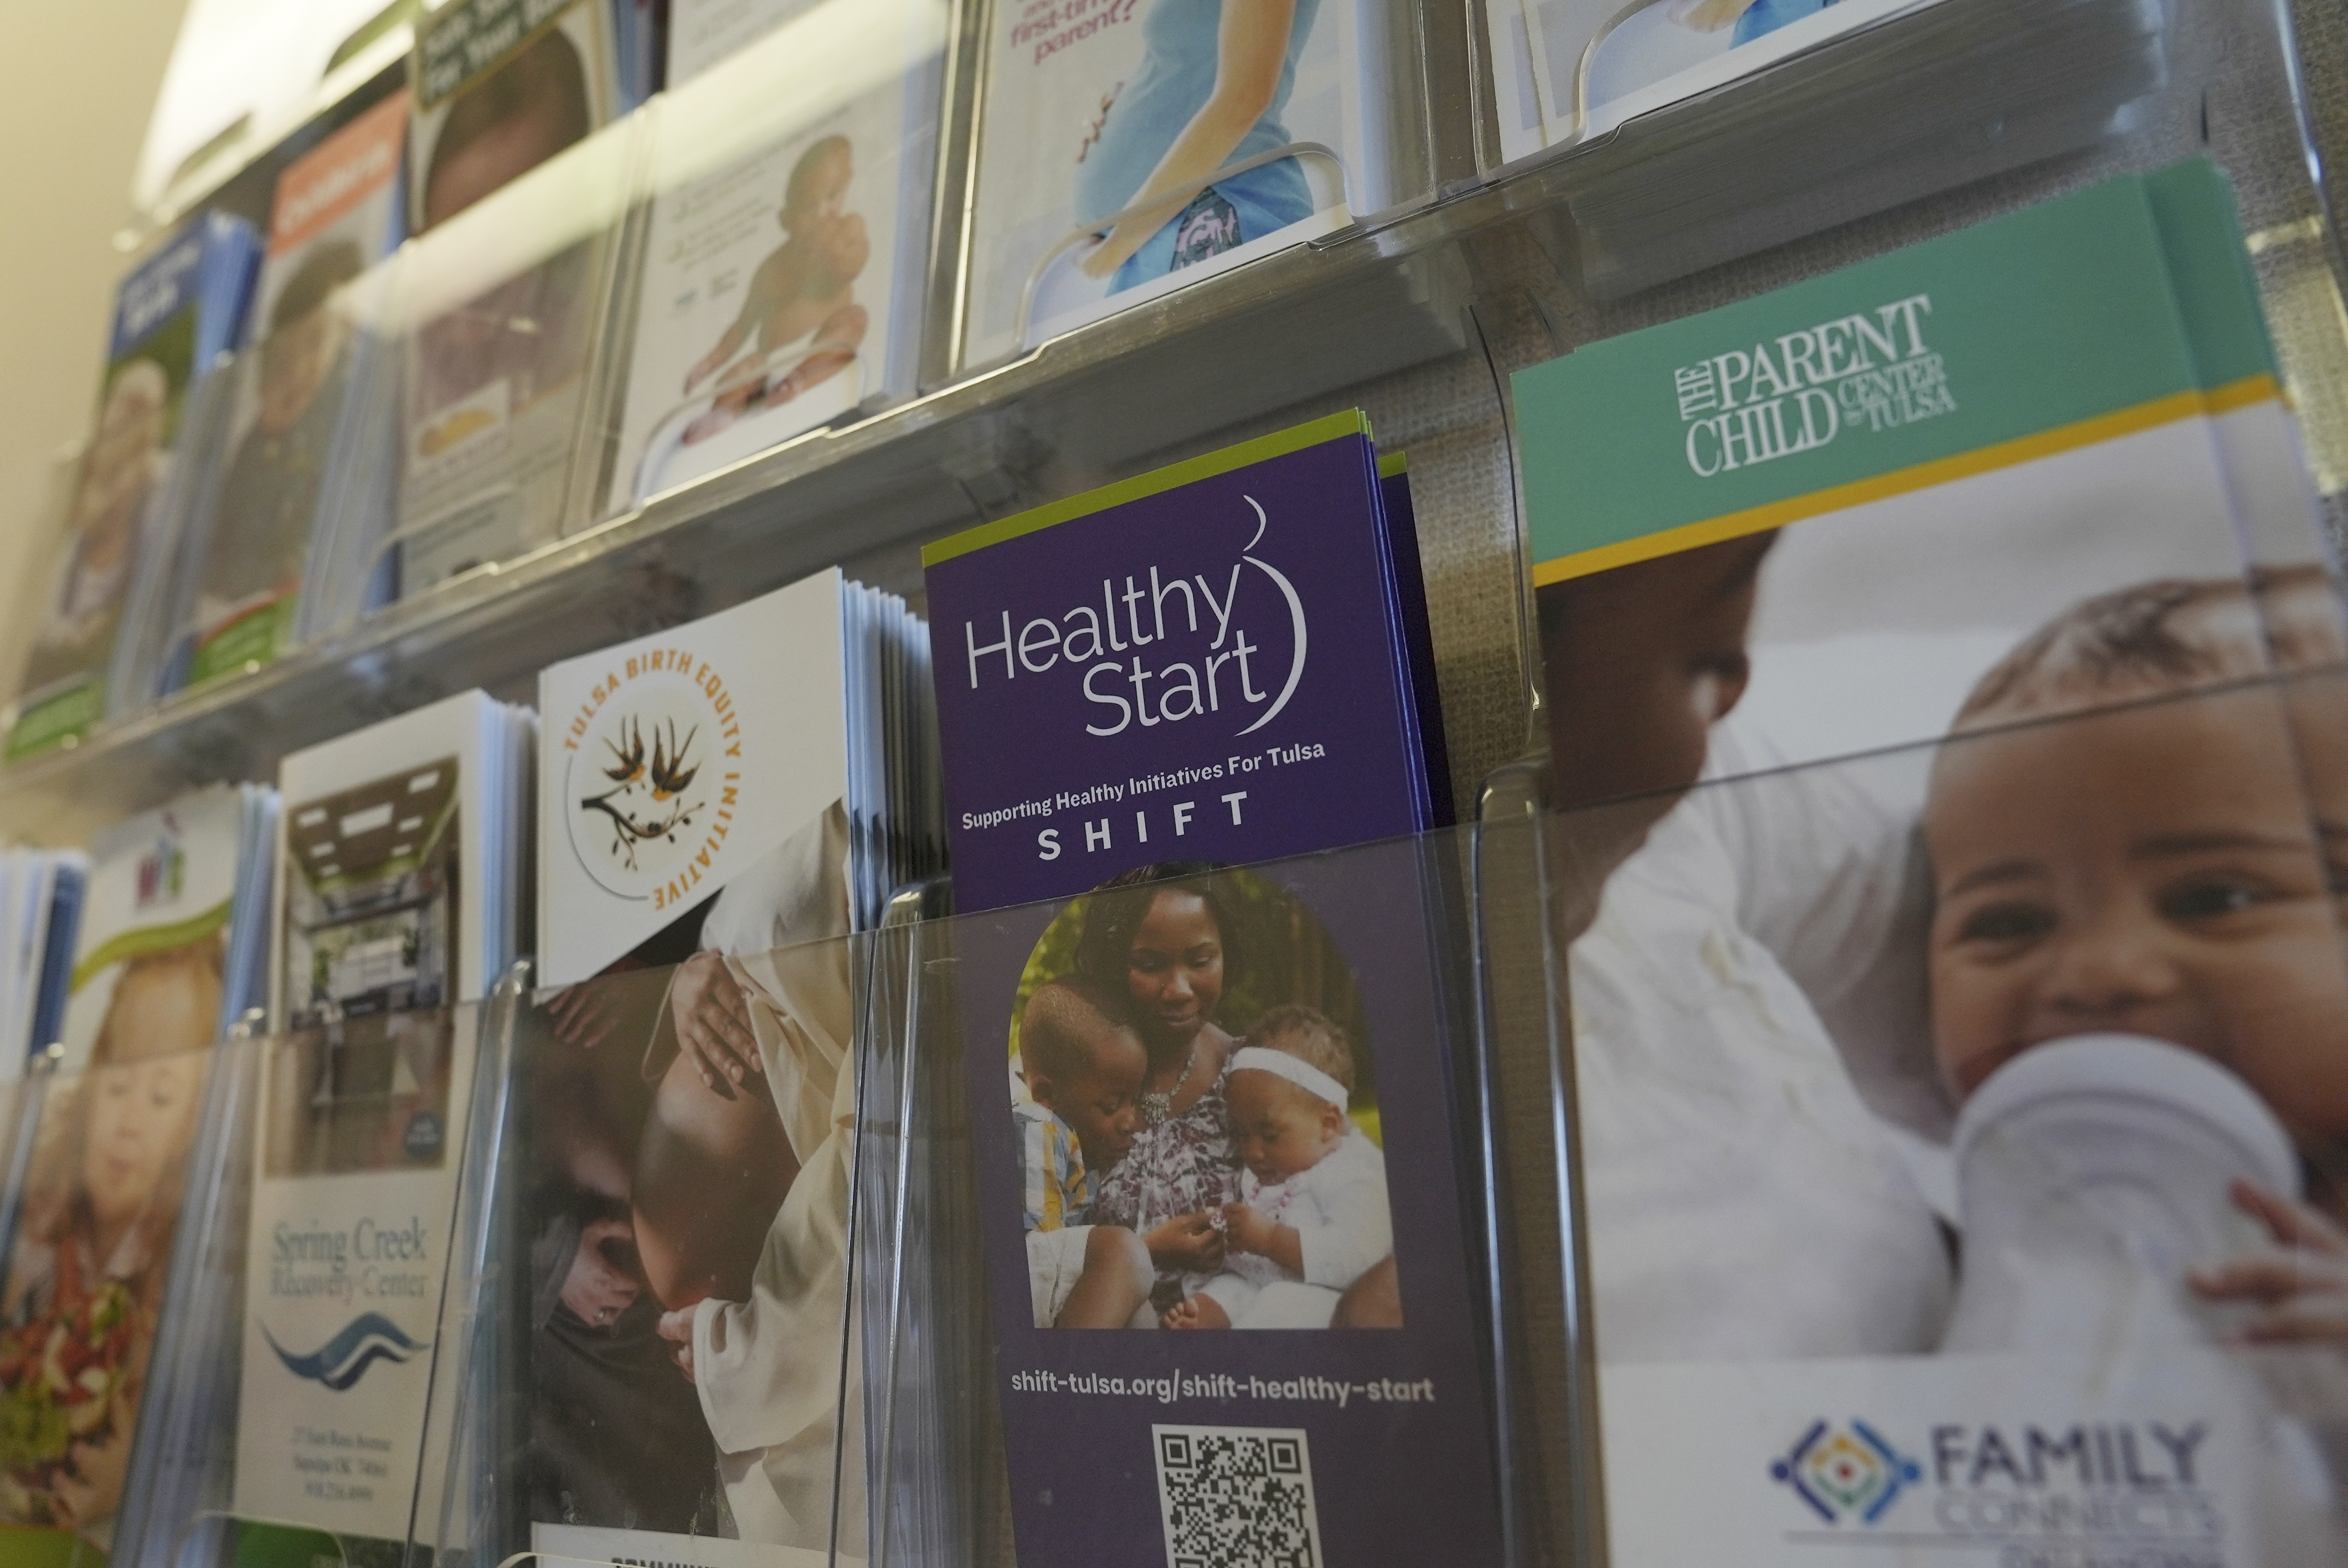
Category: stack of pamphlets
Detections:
[
  {"x1": 925, "y1": 411, "x2": 1449, "y2": 906},
  {"x1": 224, "y1": 690, "x2": 533, "y2": 1557},
  {"x1": 603, "y1": 0, "x2": 945, "y2": 513},
  {"x1": 1483, "y1": 0, "x2": 2166, "y2": 293},
  {"x1": 271, "y1": 689, "x2": 533, "y2": 1029},
  {"x1": 159, "y1": 89, "x2": 412, "y2": 695},
  {"x1": 960, "y1": 0, "x2": 1409, "y2": 367},
  {"x1": 4, "y1": 213, "x2": 262, "y2": 760},
  {"x1": 0, "y1": 851, "x2": 87, "y2": 1076},
  {"x1": 920, "y1": 414, "x2": 1502, "y2": 1568},
  {"x1": 611, "y1": 0, "x2": 665, "y2": 107},
  {"x1": 54, "y1": 786, "x2": 281, "y2": 1076},
  {"x1": 377, "y1": 112, "x2": 638, "y2": 599},
  {"x1": 507, "y1": 566, "x2": 935, "y2": 1566},
  {"x1": 0, "y1": 783, "x2": 277, "y2": 1550},
  {"x1": 1515, "y1": 159, "x2": 2348, "y2": 1564},
  {"x1": 1484, "y1": 0, "x2": 1959, "y2": 160}
]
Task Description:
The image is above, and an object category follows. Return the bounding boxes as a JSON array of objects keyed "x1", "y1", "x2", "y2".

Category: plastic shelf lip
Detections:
[
  {"x1": 0, "y1": 0, "x2": 2222, "y2": 844},
  {"x1": 0, "y1": 222, "x2": 1481, "y2": 838}
]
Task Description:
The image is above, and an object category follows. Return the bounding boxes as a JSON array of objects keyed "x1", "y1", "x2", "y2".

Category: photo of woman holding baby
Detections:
[
  {"x1": 1075, "y1": 863, "x2": 1247, "y2": 1277},
  {"x1": 1540, "y1": 524, "x2": 2348, "y2": 1364},
  {"x1": 1012, "y1": 861, "x2": 1401, "y2": 1331}
]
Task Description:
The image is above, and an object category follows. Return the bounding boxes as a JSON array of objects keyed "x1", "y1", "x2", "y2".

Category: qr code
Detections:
[{"x1": 1152, "y1": 1423, "x2": 1322, "y2": 1568}]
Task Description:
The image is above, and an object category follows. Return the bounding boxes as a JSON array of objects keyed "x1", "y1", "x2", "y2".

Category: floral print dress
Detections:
[{"x1": 1090, "y1": 1062, "x2": 1242, "y2": 1292}]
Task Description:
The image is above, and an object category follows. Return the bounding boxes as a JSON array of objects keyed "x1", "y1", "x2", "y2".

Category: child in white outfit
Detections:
[
  {"x1": 1163, "y1": 1006, "x2": 1394, "y2": 1329},
  {"x1": 1920, "y1": 570, "x2": 2348, "y2": 1338}
]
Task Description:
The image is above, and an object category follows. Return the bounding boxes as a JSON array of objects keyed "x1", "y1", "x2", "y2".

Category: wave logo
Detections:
[
  {"x1": 1770, "y1": 1420, "x2": 1921, "y2": 1526},
  {"x1": 262, "y1": 1313, "x2": 428, "y2": 1391}
]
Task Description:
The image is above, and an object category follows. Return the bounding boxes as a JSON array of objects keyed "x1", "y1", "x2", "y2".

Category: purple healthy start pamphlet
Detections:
[
  {"x1": 923, "y1": 413, "x2": 1501, "y2": 1568},
  {"x1": 923, "y1": 410, "x2": 1439, "y2": 914}
]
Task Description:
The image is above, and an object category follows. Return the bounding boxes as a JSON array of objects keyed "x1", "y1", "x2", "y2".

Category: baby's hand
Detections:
[
  {"x1": 656, "y1": 1304, "x2": 699, "y2": 1380},
  {"x1": 1223, "y1": 1201, "x2": 1275, "y2": 1256},
  {"x1": 1145, "y1": 1211, "x2": 1225, "y2": 1273},
  {"x1": 1161, "y1": 1294, "x2": 1230, "y2": 1330},
  {"x1": 2189, "y1": 1180, "x2": 2348, "y2": 1344}
]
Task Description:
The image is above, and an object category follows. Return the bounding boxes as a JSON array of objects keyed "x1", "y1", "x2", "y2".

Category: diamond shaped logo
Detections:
[{"x1": 1771, "y1": 1420, "x2": 1921, "y2": 1525}]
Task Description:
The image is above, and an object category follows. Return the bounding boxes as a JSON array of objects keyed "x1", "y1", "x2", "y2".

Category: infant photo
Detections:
[
  {"x1": 18, "y1": 353, "x2": 177, "y2": 707},
  {"x1": 1007, "y1": 863, "x2": 1401, "y2": 1332},
  {"x1": 607, "y1": 34, "x2": 914, "y2": 517},
  {"x1": 0, "y1": 937, "x2": 219, "y2": 1538},
  {"x1": 1540, "y1": 412, "x2": 2348, "y2": 1370}
]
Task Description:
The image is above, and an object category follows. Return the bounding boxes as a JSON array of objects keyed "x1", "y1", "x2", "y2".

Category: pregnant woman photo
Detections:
[{"x1": 1074, "y1": 0, "x2": 1326, "y2": 291}]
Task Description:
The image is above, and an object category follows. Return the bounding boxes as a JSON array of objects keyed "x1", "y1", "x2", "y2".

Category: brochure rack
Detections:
[
  {"x1": 417, "y1": 835, "x2": 1510, "y2": 1568},
  {"x1": 421, "y1": 659, "x2": 2348, "y2": 1568},
  {"x1": 24, "y1": 668, "x2": 2348, "y2": 1568},
  {"x1": 12, "y1": 0, "x2": 2337, "y2": 844},
  {"x1": 0, "y1": 0, "x2": 2343, "y2": 1562}
]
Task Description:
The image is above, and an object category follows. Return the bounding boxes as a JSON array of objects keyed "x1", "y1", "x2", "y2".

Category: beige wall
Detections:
[{"x1": 0, "y1": 0, "x2": 194, "y2": 604}]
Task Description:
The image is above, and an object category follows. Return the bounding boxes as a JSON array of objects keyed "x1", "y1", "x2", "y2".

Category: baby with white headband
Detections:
[{"x1": 1162, "y1": 1005, "x2": 1396, "y2": 1329}]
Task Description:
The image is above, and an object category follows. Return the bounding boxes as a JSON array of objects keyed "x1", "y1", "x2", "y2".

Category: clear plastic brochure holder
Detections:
[
  {"x1": 0, "y1": 1034, "x2": 275, "y2": 1568},
  {"x1": 83, "y1": 982, "x2": 510, "y2": 1568},
  {"x1": 418, "y1": 904, "x2": 1042, "y2": 1568},
  {"x1": 855, "y1": 877, "x2": 1008, "y2": 1568},
  {"x1": 0, "y1": 443, "x2": 88, "y2": 759},
  {"x1": 590, "y1": 0, "x2": 950, "y2": 523},
  {"x1": 862, "y1": 824, "x2": 1620, "y2": 1568},
  {"x1": 423, "y1": 943, "x2": 873, "y2": 1568},
  {"x1": 146, "y1": 249, "x2": 412, "y2": 702},
  {"x1": 107, "y1": 364, "x2": 246, "y2": 720},
  {"x1": 284, "y1": 246, "x2": 412, "y2": 660},
  {"x1": 421, "y1": 834, "x2": 1519, "y2": 1568},
  {"x1": 854, "y1": 838, "x2": 1506, "y2": 1568},
  {"x1": 949, "y1": 0, "x2": 1451, "y2": 376},
  {"x1": 327, "y1": 112, "x2": 646, "y2": 633},
  {"x1": 1472, "y1": 666, "x2": 2348, "y2": 1568},
  {"x1": 1465, "y1": 0, "x2": 2177, "y2": 297},
  {"x1": 0, "y1": 340, "x2": 244, "y2": 748}
]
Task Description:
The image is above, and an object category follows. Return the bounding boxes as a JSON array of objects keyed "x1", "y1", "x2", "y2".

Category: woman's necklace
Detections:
[{"x1": 1141, "y1": 1039, "x2": 1199, "y2": 1127}]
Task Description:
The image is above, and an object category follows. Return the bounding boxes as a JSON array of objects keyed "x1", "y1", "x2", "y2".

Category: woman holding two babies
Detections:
[{"x1": 1019, "y1": 862, "x2": 1399, "y2": 1331}]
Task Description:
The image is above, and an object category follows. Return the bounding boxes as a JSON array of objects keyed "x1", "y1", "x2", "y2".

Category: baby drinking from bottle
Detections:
[{"x1": 1920, "y1": 568, "x2": 2348, "y2": 1348}]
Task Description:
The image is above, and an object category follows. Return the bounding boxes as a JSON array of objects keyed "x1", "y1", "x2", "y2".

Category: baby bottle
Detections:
[{"x1": 1939, "y1": 1032, "x2": 2300, "y2": 1355}]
